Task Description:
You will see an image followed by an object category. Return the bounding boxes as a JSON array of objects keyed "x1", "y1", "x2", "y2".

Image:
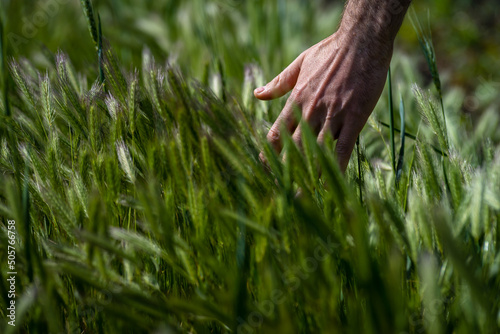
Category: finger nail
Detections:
[{"x1": 254, "y1": 86, "x2": 266, "y2": 94}]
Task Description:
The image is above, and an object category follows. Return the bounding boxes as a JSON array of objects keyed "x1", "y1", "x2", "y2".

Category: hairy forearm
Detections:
[{"x1": 339, "y1": 0, "x2": 412, "y2": 48}]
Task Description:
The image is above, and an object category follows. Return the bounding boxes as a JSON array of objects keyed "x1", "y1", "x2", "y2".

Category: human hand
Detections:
[{"x1": 254, "y1": 30, "x2": 394, "y2": 172}]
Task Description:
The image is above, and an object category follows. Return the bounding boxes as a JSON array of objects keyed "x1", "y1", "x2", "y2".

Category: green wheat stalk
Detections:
[
  {"x1": 80, "y1": 0, "x2": 99, "y2": 49},
  {"x1": 395, "y1": 94, "x2": 405, "y2": 185},
  {"x1": 388, "y1": 67, "x2": 396, "y2": 171},
  {"x1": 409, "y1": 8, "x2": 448, "y2": 142}
]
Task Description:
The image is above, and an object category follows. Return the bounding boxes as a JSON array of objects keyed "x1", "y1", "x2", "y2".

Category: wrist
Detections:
[
  {"x1": 338, "y1": 0, "x2": 411, "y2": 46},
  {"x1": 334, "y1": 25, "x2": 394, "y2": 69}
]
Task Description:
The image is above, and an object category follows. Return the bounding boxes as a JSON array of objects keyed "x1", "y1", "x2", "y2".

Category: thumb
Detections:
[{"x1": 254, "y1": 53, "x2": 304, "y2": 100}]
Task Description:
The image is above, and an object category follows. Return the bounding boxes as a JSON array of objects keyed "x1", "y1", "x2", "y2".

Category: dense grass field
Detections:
[{"x1": 1, "y1": 0, "x2": 499, "y2": 333}]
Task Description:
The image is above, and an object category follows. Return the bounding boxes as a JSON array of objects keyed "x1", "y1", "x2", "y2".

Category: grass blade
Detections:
[
  {"x1": 388, "y1": 67, "x2": 396, "y2": 171},
  {"x1": 80, "y1": 0, "x2": 99, "y2": 49},
  {"x1": 396, "y1": 94, "x2": 405, "y2": 185}
]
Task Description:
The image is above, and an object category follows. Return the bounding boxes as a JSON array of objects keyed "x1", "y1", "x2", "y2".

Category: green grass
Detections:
[{"x1": 1, "y1": 1, "x2": 500, "y2": 333}]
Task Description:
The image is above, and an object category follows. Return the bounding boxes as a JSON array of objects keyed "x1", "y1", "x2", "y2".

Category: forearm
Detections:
[{"x1": 339, "y1": 0, "x2": 412, "y2": 49}]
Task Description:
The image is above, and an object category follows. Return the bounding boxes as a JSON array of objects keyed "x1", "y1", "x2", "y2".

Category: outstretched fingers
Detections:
[{"x1": 254, "y1": 53, "x2": 305, "y2": 101}]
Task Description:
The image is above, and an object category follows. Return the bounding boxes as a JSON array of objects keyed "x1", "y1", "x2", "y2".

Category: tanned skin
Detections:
[{"x1": 254, "y1": 0, "x2": 412, "y2": 172}]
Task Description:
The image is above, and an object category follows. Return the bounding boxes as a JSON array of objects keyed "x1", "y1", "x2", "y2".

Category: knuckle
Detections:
[
  {"x1": 291, "y1": 87, "x2": 306, "y2": 105},
  {"x1": 274, "y1": 74, "x2": 284, "y2": 87},
  {"x1": 267, "y1": 127, "x2": 280, "y2": 142},
  {"x1": 325, "y1": 111, "x2": 335, "y2": 122},
  {"x1": 324, "y1": 102, "x2": 343, "y2": 122}
]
